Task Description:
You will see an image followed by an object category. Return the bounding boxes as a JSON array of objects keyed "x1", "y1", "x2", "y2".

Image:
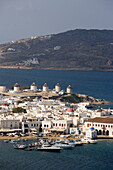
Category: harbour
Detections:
[
  {"x1": 0, "y1": 139, "x2": 113, "y2": 170},
  {"x1": 0, "y1": 69, "x2": 113, "y2": 169}
]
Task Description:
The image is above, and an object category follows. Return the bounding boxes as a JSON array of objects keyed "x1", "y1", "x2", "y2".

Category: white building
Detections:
[
  {"x1": 42, "y1": 120, "x2": 52, "y2": 134},
  {"x1": 22, "y1": 118, "x2": 40, "y2": 133},
  {"x1": 51, "y1": 119, "x2": 73, "y2": 134},
  {"x1": 14, "y1": 83, "x2": 20, "y2": 92},
  {"x1": 85, "y1": 117, "x2": 113, "y2": 137},
  {"x1": 30, "y1": 82, "x2": 37, "y2": 91},
  {"x1": 43, "y1": 83, "x2": 49, "y2": 92},
  {"x1": 0, "y1": 86, "x2": 6, "y2": 92},
  {"x1": 85, "y1": 129, "x2": 97, "y2": 139},
  {"x1": 0, "y1": 119, "x2": 20, "y2": 129},
  {"x1": 55, "y1": 83, "x2": 61, "y2": 92},
  {"x1": 67, "y1": 85, "x2": 72, "y2": 94}
]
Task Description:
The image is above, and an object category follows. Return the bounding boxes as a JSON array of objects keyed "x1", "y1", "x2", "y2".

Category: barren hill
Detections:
[{"x1": 1, "y1": 29, "x2": 113, "y2": 71}]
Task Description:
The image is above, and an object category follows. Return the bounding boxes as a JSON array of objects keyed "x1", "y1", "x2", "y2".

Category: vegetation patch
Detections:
[{"x1": 61, "y1": 94, "x2": 82, "y2": 103}]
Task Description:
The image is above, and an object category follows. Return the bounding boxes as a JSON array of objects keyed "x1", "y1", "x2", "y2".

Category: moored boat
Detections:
[
  {"x1": 13, "y1": 144, "x2": 27, "y2": 149},
  {"x1": 54, "y1": 142, "x2": 73, "y2": 149},
  {"x1": 36, "y1": 145, "x2": 62, "y2": 152}
]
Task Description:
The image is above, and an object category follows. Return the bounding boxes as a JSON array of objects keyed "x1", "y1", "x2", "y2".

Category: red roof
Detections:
[
  {"x1": 2, "y1": 103, "x2": 7, "y2": 106},
  {"x1": 67, "y1": 108, "x2": 74, "y2": 112}
]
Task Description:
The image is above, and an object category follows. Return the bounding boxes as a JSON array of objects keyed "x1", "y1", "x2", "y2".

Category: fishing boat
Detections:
[
  {"x1": 54, "y1": 142, "x2": 73, "y2": 149},
  {"x1": 13, "y1": 144, "x2": 27, "y2": 149},
  {"x1": 3, "y1": 139, "x2": 9, "y2": 143},
  {"x1": 75, "y1": 140, "x2": 83, "y2": 146},
  {"x1": 36, "y1": 145, "x2": 62, "y2": 152},
  {"x1": 81, "y1": 138, "x2": 90, "y2": 144},
  {"x1": 88, "y1": 139, "x2": 97, "y2": 144}
]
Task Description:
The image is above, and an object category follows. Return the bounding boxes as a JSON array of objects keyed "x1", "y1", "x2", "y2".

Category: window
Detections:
[
  {"x1": 87, "y1": 124, "x2": 89, "y2": 127},
  {"x1": 34, "y1": 124, "x2": 36, "y2": 127},
  {"x1": 37, "y1": 124, "x2": 38, "y2": 127},
  {"x1": 98, "y1": 124, "x2": 100, "y2": 127},
  {"x1": 64, "y1": 124, "x2": 66, "y2": 126},
  {"x1": 101, "y1": 125, "x2": 102, "y2": 127},
  {"x1": 53, "y1": 123, "x2": 55, "y2": 126},
  {"x1": 93, "y1": 124, "x2": 94, "y2": 126},
  {"x1": 111, "y1": 125, "x2": 113, "y2": 128},
  {"x1": 95, "y1": 124, "x2": 97, "y2": 127},
  {"x1": 44, "y1": 124, "x2": 46, "y2": 127},
  {"x1": 47, "y1": 125, "x2": 48, "y2": 127},
  {"x1": 106, "y1": 125, "x2": 107, "y2": 127},
  {"x1": 108, "y1": 125, "x2": 110, "y2": 128},
  {"x1": 31, "y1": 124, "x2": 33, "y2": 126},
  {"x1": 59, "y1": 124, "x2": 61, "y2": 126},
  {"x1": 62, "y1": 124, "x2": 63, "y2": 127},
  {"x1": 56, "y1": 123, "x2": 57, "y2": 127}
]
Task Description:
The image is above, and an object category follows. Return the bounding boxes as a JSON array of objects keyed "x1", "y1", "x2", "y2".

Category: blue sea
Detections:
[
  {"x1": 0, "y1": 140, "x2": 113, "y2": 170},
  {"x1": 0, "y1": 69, "x2": 113, "y2": 170},
  {"x1": 0, "y1": 69, "x2": 113, "y2": 101}
]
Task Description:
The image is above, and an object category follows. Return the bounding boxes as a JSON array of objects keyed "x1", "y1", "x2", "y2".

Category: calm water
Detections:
[
  {"x1": 0, "y1": 69, "x2": 113, "y2": 101},
  {"x1": 0, "y1": 69, "x2": 113, "y2": 169},
  {"x1": 0, "y1": 140, "x2": 113, "y2": 170}
]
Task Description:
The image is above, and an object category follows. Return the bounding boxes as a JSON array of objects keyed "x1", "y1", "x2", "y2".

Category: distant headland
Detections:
[{"x1": 0, "y1": 29, "x2": 113, "y2": 71}]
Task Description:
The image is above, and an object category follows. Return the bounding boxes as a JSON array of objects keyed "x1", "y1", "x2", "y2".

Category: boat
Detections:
[
  {"x1": 10, "y1": 140, "x2": 16, "y2": 144},
  {"x1": 13, "y1": 144, "x2": 27, "y2": 149},
  {"x1": 88, "y1": 139, "x2": 97, "y2": 144},
  {"x1": 3, "y1": 139, "x2": 9, "y2": 143},
  {"x1": 54, "y1": 142, "x2": 73, "y2": 149},
  {"x1": 81, "y1": 138, "x2": 90, "y2": 144},
  {"x1": 75, "y1": 140, "x2": 83, "y2": 146},
  {"x1": 36, "y1": 145, "x2": 62, "y2": 152}
]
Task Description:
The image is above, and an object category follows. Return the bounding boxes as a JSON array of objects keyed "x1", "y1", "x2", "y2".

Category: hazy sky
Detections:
[{"x1": 0, "y1": 0, "x2": 112, "y2": 44}]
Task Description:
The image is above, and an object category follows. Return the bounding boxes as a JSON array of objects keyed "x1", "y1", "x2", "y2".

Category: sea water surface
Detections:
[
  {"x1": 0, "y1": 69, "x2": 113, "y2": 101},
  {"x1": 0, "y1": 69, "x2": 113, "y2": 169},
  {"x1": 0, "y1": 140, "x2": 113, "y2": 170}
]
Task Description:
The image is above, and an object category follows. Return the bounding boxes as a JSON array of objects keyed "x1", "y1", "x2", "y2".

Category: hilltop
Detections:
[{"x1": 1, "y1": 29, "x2": 113, "y2": 71}]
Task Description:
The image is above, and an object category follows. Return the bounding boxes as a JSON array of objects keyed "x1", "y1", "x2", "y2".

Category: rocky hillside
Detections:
[{"x1": 1, "y1": 29, "x2": 113, "y2": 71}]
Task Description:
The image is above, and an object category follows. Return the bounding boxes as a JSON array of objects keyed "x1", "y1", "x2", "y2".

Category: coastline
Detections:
[{"x1": 0, "y1": 66, "x2": 113, "y2": 72}]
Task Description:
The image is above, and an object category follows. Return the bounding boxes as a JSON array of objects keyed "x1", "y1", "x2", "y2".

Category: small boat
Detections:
[
  {"x1": 88, "y1": 139, "x2": 97, "y2": 144},
  {"x1": 54, "y1": 142, "x2": 73, "y2": 149},
  {"x1": 3, "y1": 139, "x2": 9, "y2": 143},
  {"x1": 81, "y1": 138, "x2": 90, "y2": 144},
  {"x1": 10, "y1": 140, "x2": 16, "y2": 144},
  {"x1": 36, "y1": 145, "x2": 62, "y2": 152},
  {"x1": 75, "y1": 140, "x2": 83, "y2": 146},
  {"x1": 13, "y1": 144, "x2": 27, "y2": 149}
]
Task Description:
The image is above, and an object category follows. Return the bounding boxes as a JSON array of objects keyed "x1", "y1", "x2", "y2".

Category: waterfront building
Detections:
[
  {"x1": 14, "y1": 83, "x2": 20, "y2": 92},
  {"x1": 85, "y1": 117, "x2": 113, "y2": 137},
  {"x1": 0, "y1": 119, "x2": 20, "y2": 130},
  {"x1": 51, "y1": 119, "x2": 73, "y2": 134},
  {"x1": 42, "y1": 120, "x2": 52, "y2": 134},
  {"x1": 0, "y1": 86, "x2": 6, "y2": 92},
  {"x1": 85, "y1": 129, "x2": 97, "y2": 139},
  {"x1": 66, "y1": 85, "x2": 72, "y2": 94},
  {"x1": 43, "y1": 83, "x2": 49, "y2": 92},
  {"x1": 22, "y1": 118, "x2": 40, "y2": 133},
  {"x1": 55, "y1": 83, "x2": 61, "y2": 92},
  {"x1": 30, "y1": 82, "x2": 37, "y2": 91}
]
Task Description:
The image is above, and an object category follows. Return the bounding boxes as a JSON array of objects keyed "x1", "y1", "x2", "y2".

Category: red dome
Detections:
[
  {"x1": 2, "y1": 103, "x2": 7, "y2": 106},
  {"x1": 67, "y1": 108, "x2": 74, "y2": 112}
]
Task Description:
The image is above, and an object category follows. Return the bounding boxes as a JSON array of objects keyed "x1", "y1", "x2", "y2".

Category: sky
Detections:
[{"x1": 0, "y1": 0, "x2": 113, "y2": 44}]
